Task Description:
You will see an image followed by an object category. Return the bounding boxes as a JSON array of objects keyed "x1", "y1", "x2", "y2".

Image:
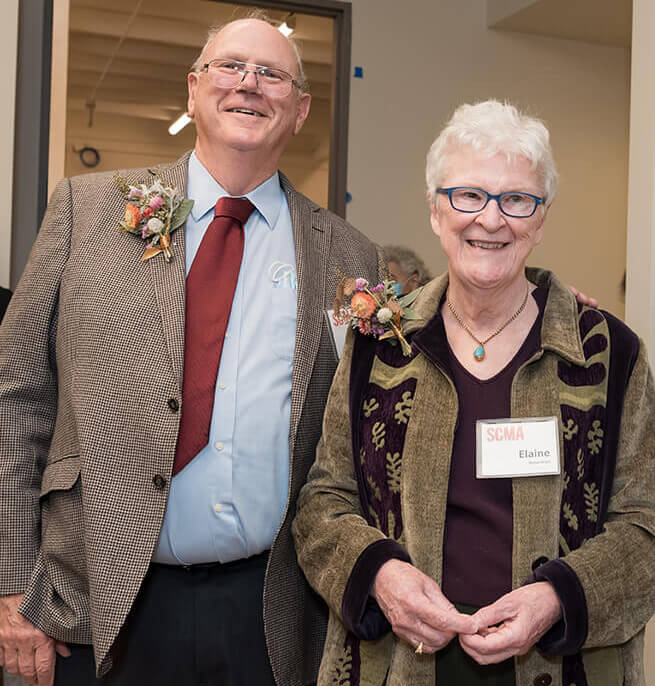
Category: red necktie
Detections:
[{"x1": 173, "y1": 196, "x2": 255, "y2": 476}]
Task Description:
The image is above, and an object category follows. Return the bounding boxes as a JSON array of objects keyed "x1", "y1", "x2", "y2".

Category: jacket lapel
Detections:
[
  {"x1": 280, "y1": 174, "x2": 329, "y2": 457},
  {"x1": 145, "y1": 152, "x2": 191, "y2": 391}
]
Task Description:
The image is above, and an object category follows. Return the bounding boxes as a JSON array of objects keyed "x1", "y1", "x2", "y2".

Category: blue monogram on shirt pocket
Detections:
[
  {"x1": 269, "y1": 261, "x2": 297, "y2": 291},
  {"x1": 269, "y1": 277, "x2": 297, "y2": 361}
]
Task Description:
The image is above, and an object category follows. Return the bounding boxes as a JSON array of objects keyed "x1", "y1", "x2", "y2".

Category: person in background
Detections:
[
  {"x1": 293, "y1": 100, "x2": 655, "y2": 686},
  {"x1": 384, "y1": 245, "x2": 433, "y2": 296},
  {"x1": 0, "y1": 13, "x2": 383, "y2": 686}
]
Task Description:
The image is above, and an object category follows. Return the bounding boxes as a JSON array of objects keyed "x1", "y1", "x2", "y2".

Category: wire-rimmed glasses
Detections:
[{"x1": 201, "y1": 58, "x2": 301, "y2": 97}]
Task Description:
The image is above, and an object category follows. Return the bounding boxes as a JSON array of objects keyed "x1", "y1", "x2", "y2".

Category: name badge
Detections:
[
  {"x1": 476, "y1": 416, "x2": 560, "y2": 478},
  {"x1": 324, "y1": 309, "x2": 347, "y2": 359}
]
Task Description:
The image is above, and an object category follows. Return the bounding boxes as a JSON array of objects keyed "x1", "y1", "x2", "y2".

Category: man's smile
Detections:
[{"x1": 226, "y1": 107, "x2": 266, "y2": 117}]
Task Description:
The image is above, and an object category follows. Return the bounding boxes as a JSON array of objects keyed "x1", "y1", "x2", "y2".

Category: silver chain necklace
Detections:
[{"x1": 446, "y1": 286, "x2": 530, "y2": 361}]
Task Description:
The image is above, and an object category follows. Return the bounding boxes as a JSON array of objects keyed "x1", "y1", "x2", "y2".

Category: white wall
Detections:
[
  {"x1": 0, "y1": 0, "x2": 19, "y2": 289},
  {"x1": 625, "y1": 0, "x2": 655, "y2": 362},
  {"x1": 346, "y1": 0, "x2": 630, "y2": 320},
  {"x1": 626, "y1": 0, "x2": 655, "y2": 676}
]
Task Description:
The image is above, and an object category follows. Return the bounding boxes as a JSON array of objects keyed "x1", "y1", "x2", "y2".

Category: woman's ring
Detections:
[{"x1": 415, "y1": 641, "x2": 424, "y2": 655}]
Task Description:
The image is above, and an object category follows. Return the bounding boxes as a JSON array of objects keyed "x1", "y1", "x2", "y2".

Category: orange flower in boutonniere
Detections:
[
  {"x1": 116, "y1": 175, "x2": 193, "y2": 262},
  {"x1": 333, "y1": 275, "x2": 422, "y2": 355}
]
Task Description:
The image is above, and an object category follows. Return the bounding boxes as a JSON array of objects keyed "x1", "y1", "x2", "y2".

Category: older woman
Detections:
[{"x1": 293, "y1": 100, "x2": 655, "y2": 686}]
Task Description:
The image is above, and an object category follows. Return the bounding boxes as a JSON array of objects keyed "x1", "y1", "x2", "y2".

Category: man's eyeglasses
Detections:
[
  {"x1": 436, "y1": 187, "x2": 544, "y2": 218},
  {"x1": 201, "y1": 58, "x2": 301, "y2": 97}
]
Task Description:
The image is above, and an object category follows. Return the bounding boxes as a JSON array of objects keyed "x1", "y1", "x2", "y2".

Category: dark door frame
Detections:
[
  {"x1": 11, "y1": 0, "x2": 53, "y2": 288},
  {"x1": 219, "y1": 0, "x2": 352, "y2": 218}
]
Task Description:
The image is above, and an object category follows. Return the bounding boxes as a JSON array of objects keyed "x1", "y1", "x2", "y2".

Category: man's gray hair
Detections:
[
  {"x1": 384, "y1": 245, "x2": 433, "y2": 286},
  {"x1": 190, "y1": 9, "x2": 308, "y2": 93},
  {"x1": 425, "y1": 100, "x2": 558, "y2": 206}
]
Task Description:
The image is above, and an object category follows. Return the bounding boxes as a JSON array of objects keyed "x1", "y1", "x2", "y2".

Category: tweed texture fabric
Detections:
[
  {"x1": 293, "y1": 268, "x2": 655, "y2": 686},
  {"x1": 0, "y1": 151, "x2": 385, "y2": 685}
]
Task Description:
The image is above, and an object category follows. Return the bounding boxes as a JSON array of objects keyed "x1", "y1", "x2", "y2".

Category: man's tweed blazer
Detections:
[{"x1": 0, "y1": 151, "x2": 385, "y2": 685}]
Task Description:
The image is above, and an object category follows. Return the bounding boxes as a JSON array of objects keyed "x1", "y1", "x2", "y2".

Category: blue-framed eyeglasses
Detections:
[{"x1": 436, "y1": 187, "x2": 544, "y2": 218}]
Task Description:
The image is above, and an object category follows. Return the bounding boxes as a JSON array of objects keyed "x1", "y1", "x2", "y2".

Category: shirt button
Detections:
[
  {"x1": 214, "y1": 503, "x2": 222, "y2": 513},
  {"x1": 534, "y1": 674, "x2": 552, "y2": 686},
  {"x1": 218, "y1": 382, "x2": 226, "y2": 390},
  {"x1": 215, "y1": 442, "x2": 224, "y2": 451},
  {"x1": 167, "y1": 398, "x2": 179, "y2": 412},
  {"x1": 225, "y1": 332, "x2": 231, "y2": 339}
]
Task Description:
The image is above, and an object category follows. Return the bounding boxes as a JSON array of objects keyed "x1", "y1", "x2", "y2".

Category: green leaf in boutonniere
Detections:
[
  {"x1": 115, "y1": 174, "x2": 194, "y2": 263},
  {"x1": 170, "y1": 199, "x2": 194, "y2": 232}
]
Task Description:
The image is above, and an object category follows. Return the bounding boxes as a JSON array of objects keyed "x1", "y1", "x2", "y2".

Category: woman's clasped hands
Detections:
[{"x1": 373, "y1": 560, "x2": 561, "y2": 663}]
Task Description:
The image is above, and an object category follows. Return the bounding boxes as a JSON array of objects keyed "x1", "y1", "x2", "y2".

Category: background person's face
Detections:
[{"x1": 387, "y1": 260, "x2": 418, "y2": 295}]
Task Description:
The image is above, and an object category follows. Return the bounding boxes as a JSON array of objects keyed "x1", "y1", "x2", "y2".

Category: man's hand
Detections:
[
  {"x1": 568, "y1": 285, "x2": 598, "y2": 309},
  {"x1": 459, "y1": 582, "x2": 562, "y2": 664},
  {"x1": 0, "y1": 594, "x2": 70, "y2": 686},
  {"x1": 373, "y1": 559, "x2": 478, "y2": 654}
]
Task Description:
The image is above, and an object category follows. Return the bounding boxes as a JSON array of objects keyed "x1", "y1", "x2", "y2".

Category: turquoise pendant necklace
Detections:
[{"x1": 446, "y1": 286, "x2": 530, "y2": 362}]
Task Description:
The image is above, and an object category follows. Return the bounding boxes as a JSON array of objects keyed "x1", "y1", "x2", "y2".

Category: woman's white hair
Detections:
[
  {"x1": 190, "y1": 9, "x2": 308, "y2": 93},
  {"x1": 425, "y1": 100, "x2": 558, "y2": 207}
]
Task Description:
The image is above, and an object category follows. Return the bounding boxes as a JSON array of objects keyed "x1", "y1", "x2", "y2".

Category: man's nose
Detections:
[
  {"x1": 475, "y1": 198, "x2": 505, "y2": 232},
  {"x1": 235, "y1": 69, "x2": 260, "y2": 92}
]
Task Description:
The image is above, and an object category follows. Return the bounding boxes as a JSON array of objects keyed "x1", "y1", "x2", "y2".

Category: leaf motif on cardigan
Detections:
[
  {"x1": 360, "y1": 447, "x2": 366, "y2": 465},
  {"x1": 562, "y1": 471, "x2": 570, "y2": 492},
  {"x1": 332, "y1": 645, "x2": 352, "y2": 686},
  {"x1": 386, "y1": 452, "x2": 402, "y2": 493},
  {"x1": 563, "y1": 418, "x2": 579, "y2": 440},
  {"x1": 393, "y1": 391, "x2": 413, "y2": 425},
  {"x1": 584, "y1": 482, "x2": 599, "y2": 523},
  {"x1": 387, "y1": 510, "x2": 398, "y2": 542},
  {"x1": 371, "y1": 422, "x2": 386, "y2": 450},
  {"x1": 563, "y1": 502, "x2": 579, "y2": 531},
  {"x1": 587, "y1": 419, "x2": 604, "y2": 455},
  {"x1": 363, "y1": 397, "x2": 379, "y2": 418},
  {"x1": 577, "y1": 448, "x2": 585, "y2": 481},
  {"x1": 367, "y1": 475, "x2": 382, "y2": 501},
  {"x1": 368, "y1": 505, "x2": 381, "y2": 530}
]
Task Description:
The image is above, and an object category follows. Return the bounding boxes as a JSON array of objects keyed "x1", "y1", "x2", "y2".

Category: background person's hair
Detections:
[
  {"x1": 190, "y1": 10, "x2": 308, "y2": 93},
  {"x1": 383, "y1": 245, "x2": 433, "y2": 286},
  {"x1": 425, "y1": 100, "x2": 558, "y2": 206}
]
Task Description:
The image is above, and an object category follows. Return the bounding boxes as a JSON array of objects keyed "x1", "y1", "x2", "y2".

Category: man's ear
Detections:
[
  {"x1": 294, "y1": 93, "x2": 312, "y2": 135},
  {"x1": 187, "y1": 72, "x2": 199, "y2": 117}
]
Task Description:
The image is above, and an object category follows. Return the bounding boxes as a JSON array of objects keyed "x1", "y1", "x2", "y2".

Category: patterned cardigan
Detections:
[{"x1": 293, "y1": 268, "x2": 655, "y2": 686}]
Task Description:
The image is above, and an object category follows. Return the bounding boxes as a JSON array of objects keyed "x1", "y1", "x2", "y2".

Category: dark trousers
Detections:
[{"x1": 54, "y1": 552, "x2": 276, "y2": 686}]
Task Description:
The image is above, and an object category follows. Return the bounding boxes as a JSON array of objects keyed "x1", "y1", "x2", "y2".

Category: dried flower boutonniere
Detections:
[
  {"x1": 116, "y1": 175, "x2": 193, "y2": 262},
  {"x1": 333, "y1": 276, "x2": 422, "y2": 355}
]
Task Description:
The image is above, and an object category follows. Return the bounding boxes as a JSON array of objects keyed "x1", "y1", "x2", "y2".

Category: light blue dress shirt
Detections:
[{"x1": 153, "y1": 152, "x2": 297, "y2": 564}]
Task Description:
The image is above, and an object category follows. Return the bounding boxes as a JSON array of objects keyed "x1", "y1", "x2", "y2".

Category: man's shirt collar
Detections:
[{"x1": 187, "y1": 151, "x2": 283, "y2": 231}]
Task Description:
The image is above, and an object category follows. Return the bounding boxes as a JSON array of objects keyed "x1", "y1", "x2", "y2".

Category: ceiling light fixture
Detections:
[
  {"x1": 168, "y1": 113, "x2": 192, "y2": 136},
  {"x1": 278, "y1": 13, "x2": 296, "y2": 37}
]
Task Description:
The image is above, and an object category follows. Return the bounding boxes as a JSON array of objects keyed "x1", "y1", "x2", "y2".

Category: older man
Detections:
[{"x1": 0, "y1": 17, "x2": 383, "y2": 686}]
